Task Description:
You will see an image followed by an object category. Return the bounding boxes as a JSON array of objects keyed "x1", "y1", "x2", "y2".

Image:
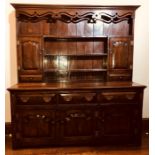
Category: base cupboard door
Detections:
[
  {"x1": 58, "y1": 106, "x2": 96, "y2": 145},
  {"x1": 13, "y1": 109, "x2": 56, "y2": 148},
  {"x1": 95, "y1": 104, "x2": 140, "y2": 145}
]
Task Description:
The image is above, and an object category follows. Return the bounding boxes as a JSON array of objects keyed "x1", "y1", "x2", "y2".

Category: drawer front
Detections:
[
  {"x1": 59, "y1": 93, "x2": 96, "y2": 104},
  {"x1": 108, "y1": 75, "x2": 131, "y2": 81},
  {"x1": 97, "y1": 91, "x2": 138, "y2": 103},
  {"x1": 16, "y1": 93, "x2": 57, "y2": 105},
  {"x1": 19, "y1": 75, "x2": 43, "y2": 82}
]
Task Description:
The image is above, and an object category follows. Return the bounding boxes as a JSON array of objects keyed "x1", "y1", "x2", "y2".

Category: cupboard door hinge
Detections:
[
  {"x1": 17, "y1": 40, "x2": 20, "y2": 45},
  {"x1": 130, "y1": 40, "x2": 134, "y2": 46}
]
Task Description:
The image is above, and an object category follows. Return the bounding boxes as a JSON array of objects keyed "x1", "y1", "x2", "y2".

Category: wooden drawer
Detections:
[
  {"x1": 19, "y1": 75, "x2": 43, "y2": 82},
  {"x1": 59, "y1": 93, "x2": 96, "y2": 104},
  {"x1": 16, "y1": 93, "x2": 57, "y2": 105},
  {"x1": 97, "y1": 91, "x2": 138, "y2": 104},
  {"x1": 108, "y1": 75, "x2": 131, "y2": 81}
]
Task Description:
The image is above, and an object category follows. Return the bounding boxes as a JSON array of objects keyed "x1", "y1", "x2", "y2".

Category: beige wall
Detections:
[{"x1": 5, "y1": 0, "x2": 149, "y2": 122}]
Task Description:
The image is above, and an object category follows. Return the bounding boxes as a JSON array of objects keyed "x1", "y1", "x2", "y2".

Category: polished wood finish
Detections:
[{"x1": 8, "y1": 4, "x2": 146, "y2": 149}]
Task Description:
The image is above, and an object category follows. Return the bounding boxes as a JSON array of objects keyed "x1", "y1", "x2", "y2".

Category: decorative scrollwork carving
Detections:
[
  {"x1": 113, "y1": 41, "x2": 128, "y2": 46},
  {"x1": 17, "y1": 11, "x2": 133, "y2": 24}
]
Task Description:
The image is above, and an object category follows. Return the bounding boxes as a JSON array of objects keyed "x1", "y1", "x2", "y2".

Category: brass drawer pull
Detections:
[
  {"x1": 85, "y1": 94, "x2": 95, "y2": 101},
  {"x1": 20, "y1": 96, "x2": 30, "y2": 103},
  {"x1": 63, "y1": 96, "x2": 72, "y2": 101},
  {"x1": 125, "y1": 94, "x2": 136, "y2": 100},
  {"x1": 104, "y1": 95, "x2": 114, "y2": 101},
  {"x1": 43, "y1": 96, "x2": 52, "y2": 103},
  {"x1": 36, "y1": 114, "x2": 40, "y2": 118}
]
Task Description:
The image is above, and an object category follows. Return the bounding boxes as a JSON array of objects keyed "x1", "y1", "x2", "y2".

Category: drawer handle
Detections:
[
  {"x1": 126, "y1": 94, "x2": 135, "y2": 100},
  {"x1": 63, "y1": 96, "x2": 72, "y2": 102},
  {"x1": 43, "y1": 96, "x2": 52, "y2": 103},
  {"x1": 20, "y1": 96, "x2": 30, "y2": 103},
  {"x1": 102, "y1": 95, "x2": 114, "y2": 100},
  {"x1": 85, "y1": 94, "x2": 95, "y2": 101}
]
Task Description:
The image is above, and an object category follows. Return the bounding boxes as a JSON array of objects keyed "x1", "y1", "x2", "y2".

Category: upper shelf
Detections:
[
  {"x1": 43, "y1": 53, "x2": 107, "y2": 57},
  {"x1": 43, "y1": 36, "x2": 108, "y2": 40}
]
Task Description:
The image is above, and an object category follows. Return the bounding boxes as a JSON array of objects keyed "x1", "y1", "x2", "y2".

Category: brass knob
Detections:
[
  {"x1": 42, "y1": 115, "x2": 45, "y2": 119},
  {"x1": 36, "y1": 114, "x2": 40, "y2": 118}
]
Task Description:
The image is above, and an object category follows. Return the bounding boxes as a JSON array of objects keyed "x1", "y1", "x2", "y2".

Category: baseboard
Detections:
[{"x1": 5, "y1": 118, "x2": 149, "y2": 135}]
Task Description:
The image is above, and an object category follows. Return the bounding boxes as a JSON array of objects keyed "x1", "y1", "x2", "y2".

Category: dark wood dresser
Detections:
[{"x1": 8, "y1": 4, "x2": 146, "y2": 148}]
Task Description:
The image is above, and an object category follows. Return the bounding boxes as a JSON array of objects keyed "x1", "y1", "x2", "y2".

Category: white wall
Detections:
[{"x1": 5, "y1": 0, "x2": 149, "y2": 122}]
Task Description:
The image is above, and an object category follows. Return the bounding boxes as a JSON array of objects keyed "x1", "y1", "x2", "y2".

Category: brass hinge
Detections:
[
  {"x1": 130, "y1": 40, "x2": 134, "y2": 46},
  {"x1": 17, "y1": 40, "x2": 20, "y2": 45}
]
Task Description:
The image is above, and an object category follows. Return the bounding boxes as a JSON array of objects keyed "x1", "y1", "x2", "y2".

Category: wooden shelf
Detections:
[
  {"x1": 44, "y1": 69, "x2": 107, "y2": 73},
  {"x1": 44, "y1": 53, "x2": 107, "y2": 57},
  {"x1": 43, "y1": 36, "x2": 108, "y2": 40}
]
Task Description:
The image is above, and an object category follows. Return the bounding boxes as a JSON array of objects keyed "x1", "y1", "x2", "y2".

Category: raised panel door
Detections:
[
  {"x1": 14, "y1": 109, "x2": 56, "y2": 148},
  {"x1": 58, "y1": 107, "x2": 96, "y2": 145},
  {"x1": 109, "y1": 38, "x2": 131, "y2": 69},
  {"x1": 96, "y1": 105, "x2": 139, "y2": 145},
  {"x1": 108, "y1": 37, "x2": 133, "y2": 81},
  {"x1": 18, "y1": 37, "x2": 43, "y2": 82}
]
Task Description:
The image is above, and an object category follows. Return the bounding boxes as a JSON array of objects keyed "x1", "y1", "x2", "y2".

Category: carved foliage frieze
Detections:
[{"x1": 17, "y1": 11, "x2": 133, "y2": 24}]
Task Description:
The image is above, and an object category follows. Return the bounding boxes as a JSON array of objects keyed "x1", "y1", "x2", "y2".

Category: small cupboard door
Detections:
[
  {"x1": 108, "y1": 37, "x2": 133, "y2": 81},
  {"x1": 17, "y1": 37, "x2": 43, "y2": 82},
  {"x1": 14, "y1": 110, "x2": 56, "y2": 148}
]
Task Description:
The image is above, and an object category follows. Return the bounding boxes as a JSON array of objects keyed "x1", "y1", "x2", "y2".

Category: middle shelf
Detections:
[
  {"x1": 43, "y1": 36, "x2": 108, "y2": 55},
  {"x1": 44, "y1": 69, "x2": 107, "y2": 73}
]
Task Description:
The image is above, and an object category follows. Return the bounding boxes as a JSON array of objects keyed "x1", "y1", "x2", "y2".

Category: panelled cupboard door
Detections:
[
  {"x1": 108, "y1": 37, "x2": 133, "y2": 81},
  {"x1": 58, "y1": 107, "x2": 96, "y2": 145},
  {"x1": 14, "y1": 110, "x2": 56, "y2": 148},
  {"x1": 17, "y1": 37, "x2": 43, "y2": 82},
  {"x1": 95, "y1": 105, "x2": 139, "y2": 145},
  {"x1": 109, "y1": 37, "x2": 132, "y2": 69}
]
